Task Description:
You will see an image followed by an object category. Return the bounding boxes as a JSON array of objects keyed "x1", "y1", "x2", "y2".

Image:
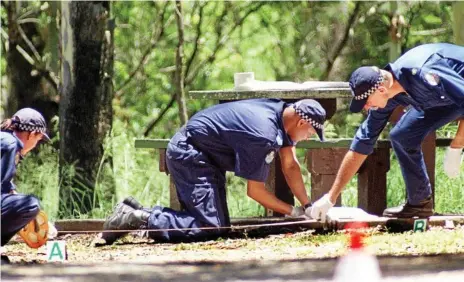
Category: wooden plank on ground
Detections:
[{"x1": 54, "y1": 215, "x2": 464, "y2": 235}]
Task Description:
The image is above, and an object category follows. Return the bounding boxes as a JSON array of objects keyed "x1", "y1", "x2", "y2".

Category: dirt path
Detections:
[
  {"x1": 2, "y1": 255, "x2": 464, "y2": 282},
  {"x1": 2, "y1": 227, "x2": 464, "y2": 281}
]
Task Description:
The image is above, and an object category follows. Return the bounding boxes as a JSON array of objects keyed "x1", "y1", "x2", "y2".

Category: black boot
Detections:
[
  {"x1": 1, "y1": 255, "x2": 10, "y2": 265},
  {"x1": 383, "y1": 196, "x2": 433, "y2": 218},
  {"x1": 100, "y1": 203, "x2": 150, "y2": 245},
  {"x1": 123, "y1": 196, "x2": 144, "y2": 210}
]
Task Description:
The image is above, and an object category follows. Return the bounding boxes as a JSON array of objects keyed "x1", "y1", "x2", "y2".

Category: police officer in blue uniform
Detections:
[
  {"x1": 1, "y1": 108, "x2": 50, "y2": 263},
  {"x1": 101, "y1": 98, "x2": 326, "y2": 243},
  {"x1": 310, "y1": 43, "x2": 464, "y2": 221}
]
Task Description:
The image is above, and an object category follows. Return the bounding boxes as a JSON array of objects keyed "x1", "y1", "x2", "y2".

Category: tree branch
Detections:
[
  {"x1": 143, "y1": 95, "x2": 176, "y2": 137},
  {"x1": 114, "y1": 1, "x2": 169, "y2": 97},
  {"x1": 185, "y1": 2, "x2": 205, "y2": 79},
  {"x1": 402, "y1": 2, "x2": 419, "y2": 51},
  {"x1": 174, "y1": 0, "x2": 188, "y2": 124},
  {"x1": 320, "y1": 2, "x2": 362, "y2": 80},
  {"x1": 0, "y1": 26, "x2": 59, "y2": 92},
  {"x1": 17, "y1": 23, "x2": 42, "y2": 62},
  {"x1": 185, "y1": 2, "x2": 266, "y2": 86}
]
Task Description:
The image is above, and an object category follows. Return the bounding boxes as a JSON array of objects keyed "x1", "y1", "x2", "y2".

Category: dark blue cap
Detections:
[
  {"x1": 349, "y1": 66, "x2": 384, "y2": 113},
  {"x1": 12, "y1": 108, "x2": 50, "y2": 141},
  {"x1": 292, "y1": 99, "x2": 326, "y2": 141}
]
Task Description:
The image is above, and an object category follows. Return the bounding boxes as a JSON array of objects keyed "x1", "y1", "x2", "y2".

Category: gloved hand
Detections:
[
  {"x1": 304, "y1": 205, "x2": 313, "y2": 219},
  {"x1": 289, "y1": 206, "x2": 305, "y2": 218},
  {"x1": 311, "y1": 194, "x2": 335, "y2": 223},
  {"x1": 443, "y1": 147, "x2": 463, "y2": 178}
]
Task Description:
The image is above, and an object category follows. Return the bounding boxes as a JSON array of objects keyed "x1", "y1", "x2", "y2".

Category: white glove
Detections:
[
  {"x1": 443, "y1": 147, "x2": 463, "y2": 178},
  {"x1": 289, "y1": 206, "x2": 305, "y2": 218},
  {"x1": 304, "y1": 205, "x2": 313, "y2": 219},
  {"x1": 311, "y1": 194, "x2": 335, "y2": 223}
]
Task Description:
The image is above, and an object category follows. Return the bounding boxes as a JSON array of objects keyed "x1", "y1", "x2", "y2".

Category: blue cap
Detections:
[
  {"x1": 349, "y1": 66, "x2": 384, "y2": 113},
  {"x1": 292, "y1": 99, "x2": 326, "y2": 141},
  {"x1": 12, "y1": 108, "x2": 50, "y2": 141}
]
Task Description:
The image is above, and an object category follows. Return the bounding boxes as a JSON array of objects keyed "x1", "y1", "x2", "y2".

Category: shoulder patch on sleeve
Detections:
[
  {"x1": 276, "y1": 135, "x2": 283, "y2": 146},
  {"x1": 265, "y1": 150, "x2": 275, "y2": 164},
  {"x1": 424, "y1": 72, "x2": 440, "y2": 86}
]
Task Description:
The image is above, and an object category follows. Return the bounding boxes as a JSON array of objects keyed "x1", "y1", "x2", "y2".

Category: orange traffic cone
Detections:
[{"x1": 333, "y1": 222, "x2": 381, "y2": 282}]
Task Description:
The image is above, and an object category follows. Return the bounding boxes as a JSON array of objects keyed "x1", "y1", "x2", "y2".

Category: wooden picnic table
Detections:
[
  {"x1": 136, "y1": 81, "x2": 446, "y2": 217},
  {"x1": 188, "y1": 82, "x2": 440, "y2": 216}
]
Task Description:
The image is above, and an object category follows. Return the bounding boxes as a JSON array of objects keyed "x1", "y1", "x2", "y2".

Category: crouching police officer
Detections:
[
  {"x1": 310, "y1": 43, "x2": 464, "y2": 221},
  {"x1": 101, "y1": 98, "x2": 326, "y2": 244},
  {"x1": 1, "y1": 108, "x2": 50, "y2": 263}
]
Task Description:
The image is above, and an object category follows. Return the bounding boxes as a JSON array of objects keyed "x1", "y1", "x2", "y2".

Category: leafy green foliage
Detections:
[{"x1": 4, "y1": 1, "x2": 463, "y2": 218}]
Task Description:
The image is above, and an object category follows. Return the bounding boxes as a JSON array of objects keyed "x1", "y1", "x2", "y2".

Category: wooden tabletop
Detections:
[{"x1": 189, "y1": 81, "x2": 351, "y2": 100}]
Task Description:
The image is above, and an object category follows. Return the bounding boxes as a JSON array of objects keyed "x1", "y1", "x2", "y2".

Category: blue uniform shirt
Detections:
[
  {"x1": 186, "y1": 98, "x2": 295, "y2": 182},
  {"x1": 1, "y1": 131, "x2": 23, "y2": 194},
  {"x1": 351, "y1": 43, "x2": 464, "y2": 155}
]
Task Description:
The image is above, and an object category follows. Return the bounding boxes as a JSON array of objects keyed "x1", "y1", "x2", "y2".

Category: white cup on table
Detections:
[{"x1": 234, "y1": 72, "x2": 255, "y2": 89}]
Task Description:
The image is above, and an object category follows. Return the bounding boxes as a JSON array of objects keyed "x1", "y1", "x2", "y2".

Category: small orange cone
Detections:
[{"x1": 333, "y1": 222, "x2": 381, "y2": 282}]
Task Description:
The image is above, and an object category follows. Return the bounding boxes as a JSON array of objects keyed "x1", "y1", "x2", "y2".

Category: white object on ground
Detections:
[
  {"x1": 48, "y1": 222, "x2": 58, "y2": 239},
  {"x1": 443, "y1": 147, "x2": 463, "y2": 178},
  {"x1": 333, "y1": 224, "x2": 381, "y2": 282},
  {"x1": 333, "y1": 248, "x2": 382, "y2": 282},
  {"x1": 46, "y1": 240, "x2": 67, "y2": 262},
  {"x1": 327, "y1": 207, "x2": 380, "y2": 221}
]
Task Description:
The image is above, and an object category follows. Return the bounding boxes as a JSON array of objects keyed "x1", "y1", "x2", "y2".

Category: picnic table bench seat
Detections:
[{"x1": 135, "y1": 138, "x2": 453, "y2": 216}]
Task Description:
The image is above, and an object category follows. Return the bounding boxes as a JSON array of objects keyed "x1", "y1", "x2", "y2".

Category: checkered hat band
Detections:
[
  {"x1": 353, "y1": 75, "x2": 384, "y2": 100},
  {"x1": 293, "y1": 105, "x2": 323, "y2": 129},
  {"x1": 16, "y1": 123, "x2": 46, "y2": 133}
]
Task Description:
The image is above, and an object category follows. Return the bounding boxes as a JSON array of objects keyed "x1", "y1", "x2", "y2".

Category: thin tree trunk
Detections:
[
  {"x1": 4, "y1": 1, "x2": 45, "y2": 117},
  {"x1": 321, "y1": 2, "x2": 361, "y2": 80},
  {"x1": 59, "y1": 1, "x2": 112, "y2": 217},
  {"x1": 389, "y1": 1, "x2": 402, "y2": 61},
  {"x1": 174, "y1": 0, "x2": 188, "y2": 125},
  {"x1": 453, "y1": 2, "x2": 464, "y2": 45}
]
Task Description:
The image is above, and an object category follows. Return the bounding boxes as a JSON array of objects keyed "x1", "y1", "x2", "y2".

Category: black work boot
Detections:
[
  {"x1": 1, "y1": 255, "x2": 10, "y2": 265},
  {"x1": 101, "y1": 202, "x2": 150, "y2": 245},
  {"x1": 123, "y1": 196, "x2": 144, "y2": 210},
  {"x1": 383, "y1": 196, "x2": 433, "y2": 218}
]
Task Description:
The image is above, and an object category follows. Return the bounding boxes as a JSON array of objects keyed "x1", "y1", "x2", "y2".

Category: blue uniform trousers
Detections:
[
  {"x1": 1, "y1": 193, "x2": 40, "y2": 246},
  {"x1": 146, "y1": 129, "x2": 230, "y2": 242},
  {"x1": 390, "y1": 104, "x2": 464, "y2": 205}
]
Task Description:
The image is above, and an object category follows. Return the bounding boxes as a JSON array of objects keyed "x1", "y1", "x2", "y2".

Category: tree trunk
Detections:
[
  {"x1": 59, "y1": 1, "x2": 112, "y2": 217},
  {"x1": 46, "y1": 1, "x2": 60, "y2": 76},
  {"x1": 174, "y1": 0, "x2": 188, "y2": 125},
  {"x1": 389, "y1": 1, "x2": 402, "y2": 61},
  {"x1": 453, "y1": 2, "x2": 464, "y2": 45},
  {"x1": 4, "y1": 1, "x2": 47, "y2": 117}
]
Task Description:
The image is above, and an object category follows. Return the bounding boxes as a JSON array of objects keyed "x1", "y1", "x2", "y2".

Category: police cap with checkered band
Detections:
[
  {"x1": 349, "y1": 66, "x2": 385, "y2": 113},
  {"x1": 292, "y1": 99, "x2": 326, "y2": 141},
  {"x1": 12, "y1": 108, "x2": 50, "y2": 141}
]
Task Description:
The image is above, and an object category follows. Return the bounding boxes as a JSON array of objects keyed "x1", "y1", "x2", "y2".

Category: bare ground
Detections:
[{"x1": 2, "y1": 227, "x2": 464, "y2": 281}]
